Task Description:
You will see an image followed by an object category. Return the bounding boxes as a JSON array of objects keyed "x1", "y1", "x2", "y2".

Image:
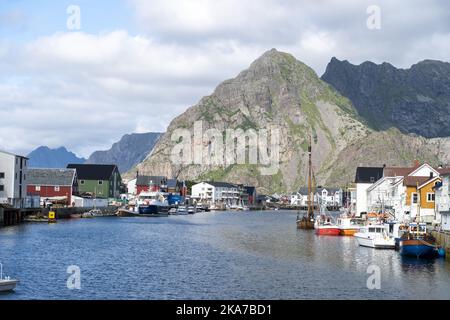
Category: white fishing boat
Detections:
[
  {"x1": 354, "y1": 225, "x2": 396, "y2": 249},
  {"x1": 177, "y1": 206, "x2": 188, "y2": 215},
  {"x1": 0, "y1": 263, "x2": 19, "y2": 292}
]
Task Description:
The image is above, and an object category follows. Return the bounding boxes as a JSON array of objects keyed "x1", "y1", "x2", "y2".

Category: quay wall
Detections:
[
  {"x1": 41, "y1": 206, "x2": 118, "y2": 219},
  {"x1": 432, "y1": 231, "x2": 450, "y2": 259}
]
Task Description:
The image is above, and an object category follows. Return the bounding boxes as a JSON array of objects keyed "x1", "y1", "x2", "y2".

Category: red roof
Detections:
[
  {"x1": 383, "y1": 166, "x2": 415, "y2": 177},
  {"x1": 403, "y1": 176, "x2": 432, "y2": 187}
]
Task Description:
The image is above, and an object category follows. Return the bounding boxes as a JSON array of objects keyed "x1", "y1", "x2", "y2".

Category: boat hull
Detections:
[
  {"x1": 400, "y1": 239, "x2": 436, "y2": 259},
  {"x1": 355, "y1": 235, "x2": 395, "y2": 249},
  {"x1": 138, "y1": 205, "x2": 170, "y2": 215},
  {"x1": 0, "y1": 280, "x2": 19, "y2": 292},
  {"x1": 297, "y1": 218, "x2": 315, "y2": 230},
  {"x1": 315, "y1": 226, "x2": 340, "y2": 236},
  {"x1": 339, "y1": 228, "x2": 359, "y2": 236}
]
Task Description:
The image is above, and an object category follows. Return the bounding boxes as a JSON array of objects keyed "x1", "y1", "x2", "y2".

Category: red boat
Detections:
[{"x1": 314, "y1": 215, "x2": 340, "y2": 235}]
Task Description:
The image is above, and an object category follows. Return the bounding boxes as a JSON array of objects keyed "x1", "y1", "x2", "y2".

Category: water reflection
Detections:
[{"x1": 0, "y1": 210, "x2": 449, "y2": 300}]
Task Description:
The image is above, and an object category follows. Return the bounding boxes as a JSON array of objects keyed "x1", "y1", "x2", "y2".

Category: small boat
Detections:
[
  {"x1": 314, "y1": 204, "x2": 339, "y2": 235},
  {"x1": 399, "y1": 223, "x2": 438, "y2": 259},
  {"x1": 187, "y1": 206, "x2": 196, "y2": 214},
  {"x1": 337, "y1": 216, "x2": 361, "y2": 236},
  {"x1": 177, "y1": 206, "x2": 188, "y2": 215},
  {"x1": 354, "y1": 225, "x2": 396, "y2": 249},
  {"x1": 314, "y1": 216, "x2": 340, "y2": 235},
  {"x1": 168, "y1": 208, "x2": 178, "y2": 215},
  {"x1": 81, "y1": 211, "x2": 94, "y2": 218},
  {"x1": 0, "y1": 263, "x2": 19, "y2": 292}
]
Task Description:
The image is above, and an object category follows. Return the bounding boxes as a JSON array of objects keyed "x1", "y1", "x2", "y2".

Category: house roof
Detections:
[
  {"x1": 355, "y1": 167, "x2": 384, "y2": 183},
  {"x1": 136, "y1": 175, "x2": 167, "y2": 186},
  {"x1": 244, "y1": 186, "x2": 256, "y2": 195},
  {"x1": 437, "y1": 167, "x2": 450, "y2": 175},
  {"x1": 383, "y1": 166, "x2": 415, "y2": 177},
  {"x1": 403, "y1": 176, "x2": 432, "y2": 187},
  {"x1": 67, "y1": 164, "x2": 118, "y2": 180},
  {"x1": 0, "y1": 149, "x2": 29, "y2": 159},
  {"x1": 204, "y1": 181, "x2": 237, "y2": 188},
  {"x1": 27, "y1": 168, "x2": 76, "y2": 186}
]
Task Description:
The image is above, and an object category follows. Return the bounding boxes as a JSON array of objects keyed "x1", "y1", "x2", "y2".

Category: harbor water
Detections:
[{"x1": 1, "y1": 210, "x2": 449, "y2": 300}]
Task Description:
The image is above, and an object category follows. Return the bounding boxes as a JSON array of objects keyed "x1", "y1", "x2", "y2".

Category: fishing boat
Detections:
[
  {"x1": 177, "y1": 206, "x2": 188, "y2": 215},
  {"x1": 187, "y1": 206, "x2": 196, "y2": 214},
  {"x1": 297, "y1": 138, "x2": 315, "y2": 230},
  {"x1": 337, "y1": 215, "x2": 361, "y2": 236},
  {"x1": 354, "y1": 225, "x2": 396, "y2": 249},
  {"x1": 314, "y1": 205, "x2": 340, "y2": 235},
  {"x1": 0, "y1": 263, "x2": 19, "y2": 292},
  {"x1": 136, "y1": 192, "x2": 170, "y2": 216},
  {"x1": 399, "y1": 222, "x2": 438, "y2": 259}
]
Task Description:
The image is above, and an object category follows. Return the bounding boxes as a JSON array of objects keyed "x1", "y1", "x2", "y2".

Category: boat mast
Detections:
[{"x1": 308, "y1": 136, "x2": 313, "y2": 221}]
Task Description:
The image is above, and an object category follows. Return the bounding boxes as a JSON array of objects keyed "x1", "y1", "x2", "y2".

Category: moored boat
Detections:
[
  {"x1": 0, "y1": 263, "x2": 19, "y2": 292},
  {"x1": 354, "y1": 225, "x2": 395, "y2": 249},
  {"x1": 314, "y1": 206, "x2": 340, "y2": 235},
  {"x1": 337, "y1": 216, "x2": 361, "y2": 236},
  {"x1": 399, "y1": 223, "x2": 437, "y2": 259}
]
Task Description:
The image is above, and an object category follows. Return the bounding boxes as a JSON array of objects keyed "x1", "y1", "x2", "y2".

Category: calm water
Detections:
[{"x1": 0, "y1": 211, "x2": 449, "y2": 300}]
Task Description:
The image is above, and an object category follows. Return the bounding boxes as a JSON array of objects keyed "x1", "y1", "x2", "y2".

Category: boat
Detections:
[
  {"x1": 168, "y1": 208, "x2": 178, "y2": 215},
  {"x1": 81, "y1": 211, "x2": 94, "y2": 218},
  {"x1": 314, "y1": 217, "x2": 340, "y2": 235},
  {"x1": 177, "y1": 206, "x2": 188, "y2": 215},
  {"x1": 314, "y1": 205, "x2": 340, "y2": 235},
  {"x1": 297, "y1": 138, "x2": 315, "y2": 230},
  {"x1": 136, "y1": 192, "x2": 170, "y2": 216},
  {"x1": 187, "y1": 206, "x2": 196, "y2": 214},
  {"x1": 399, "y1": 222, "x2": 438, "y2": 259},
  {"x1": 354, "y1": 225, "x2": 396, "y2": 249},
  {"x1": 0, "y1": 263, "x2": 19, "y2": 292},
  {"x1": 337, "y1": 215, "x2": 361, "y2": 236}
]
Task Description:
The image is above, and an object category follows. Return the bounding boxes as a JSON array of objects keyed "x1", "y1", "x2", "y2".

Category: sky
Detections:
[{"x1": 1, "y1": 0, "x2": 449, "y2": 157}]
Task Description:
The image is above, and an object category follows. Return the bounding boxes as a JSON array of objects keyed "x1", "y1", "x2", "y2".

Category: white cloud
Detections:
[{"x1": 0, "y1": 0, "x2": 449, "y2": 157}]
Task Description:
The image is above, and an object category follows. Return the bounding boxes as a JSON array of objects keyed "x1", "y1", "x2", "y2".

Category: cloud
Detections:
[{"x1": 0, "y1": 0, "x2": 449, "y2": 158}]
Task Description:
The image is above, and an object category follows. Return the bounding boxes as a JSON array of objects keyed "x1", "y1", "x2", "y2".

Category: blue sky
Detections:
[
  {"x1": 0, "y1": 0, "x2": 135, "y2": 41},
  {"x1": 1, "y1": 0, "x2": 449, "y2": 157}
]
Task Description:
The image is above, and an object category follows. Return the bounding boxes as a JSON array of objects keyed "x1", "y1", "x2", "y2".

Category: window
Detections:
[
  {"x1": 55, "y1": 186, "x2": 60, "y2": 192},
  {"x1": 98, "y1": 180, "x2": 103, "y2": 185},
  {"x1": 427, "y1": 193, "x2": 435, "y2": 202},
  {"x1": 0, "y1": 185, "x2": 4, "y2": 192},
  {"x1": 412, "y1": 193, "x2": 418, "y2": 204},
  {"x1": 0, "y1": 172, "x2": 4, "y2": 179},
  {"x1": 80, "y1": 180, "x2": 85, "y2": 185},
  {"x1": 36, "y1": 186, "x2": 41, "y2": 191}
]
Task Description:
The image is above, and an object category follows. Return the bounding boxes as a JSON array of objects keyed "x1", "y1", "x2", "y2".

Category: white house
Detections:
[
  {"x1": 0, "y1": 150, "x2": 29, "y2": 208},
  {"x1": 354, "y1": 167, "x2": 384, "y2": 216},
  {"x1": 296, "y1": 187, "x2": 343, "y2": 206},
  {"x1": 435, "y1": 172, "x2": 450, "y2": 228},
  {"x1": 126, "y1": 178, "x2": 137, "y2": 196},
  {"x1": 191, "y1": 182, "x2": 240, "y2": 206}
]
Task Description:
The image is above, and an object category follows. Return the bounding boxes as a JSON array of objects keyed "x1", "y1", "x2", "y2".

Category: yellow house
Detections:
[{"x1": 404, "y1": 175, "x2": 441, "y2": 220}]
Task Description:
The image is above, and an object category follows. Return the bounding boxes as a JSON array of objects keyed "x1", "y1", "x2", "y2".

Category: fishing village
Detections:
[{"x1": 1, "y1": 138, "x2": 450, "y2": 294}]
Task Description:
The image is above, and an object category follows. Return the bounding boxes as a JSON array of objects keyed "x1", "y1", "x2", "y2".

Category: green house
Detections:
[{"x1": 67, "y1": 164, "x2": 122, "y2": 199}]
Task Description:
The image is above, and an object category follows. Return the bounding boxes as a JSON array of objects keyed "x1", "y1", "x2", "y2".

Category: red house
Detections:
[
  {"x1": 26, "y1": 168, "x2": 78, "y2": 206},
  {"x1": 136, "y1": 175, "x2": 167, "y2": 195}
]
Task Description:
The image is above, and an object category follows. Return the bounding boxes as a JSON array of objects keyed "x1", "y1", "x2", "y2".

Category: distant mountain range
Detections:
[
  {"x1": 27, "y1": 146, "x2": 86, "y2": 168},
  {"x1": 321, "y1": 57, "x2": 450, "y2": 138},
  {"x1": 27, "y1": 132, "x2": 162, "y2": 173},
  {"x1": 85, "y1": 132, "x2": 162, "y2": 173}
]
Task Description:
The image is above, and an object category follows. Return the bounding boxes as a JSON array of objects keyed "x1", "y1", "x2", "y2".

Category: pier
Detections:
[{"x1": 432, "y1": 230, "x2": 450, "y2": 260}]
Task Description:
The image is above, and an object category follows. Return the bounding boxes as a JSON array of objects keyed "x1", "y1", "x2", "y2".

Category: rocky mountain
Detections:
[
  {"x1": 130, "y1": 50, "x2": 450, "y2": 192},
  {"x1": 321, "y1": 58, "x2": 450, "y2": 138},
  {"x1": 86, "y1": 132, "x2": 162, "y2": 173},
  {"x1": 27, "y1": 146, "x2": 85, "y2": 168}
]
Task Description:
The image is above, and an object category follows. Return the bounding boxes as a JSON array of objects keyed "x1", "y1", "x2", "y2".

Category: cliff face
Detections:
[
  {"x1": 86, "y1": 132, "x2": 162, "y2": 173},
  {"x1": 131, "y1": 49, "x2": 369, "y2": 192},
  {"x1": 321, "y1": 58, "x2": 450, "y2": 138},
  {"x1": 129, "y1": 50, "x2": 450, "y2": 192}
]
